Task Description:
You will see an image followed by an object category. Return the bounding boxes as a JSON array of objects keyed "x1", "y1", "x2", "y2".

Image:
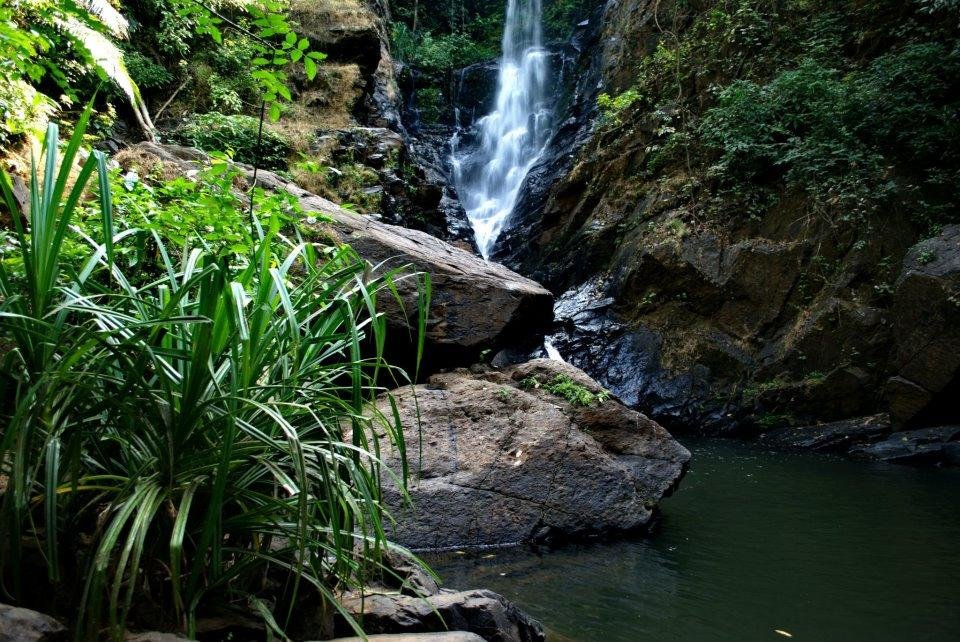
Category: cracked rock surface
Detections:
[{"x1": 377, "y1": 359, "x2": 690, "y2": 550}]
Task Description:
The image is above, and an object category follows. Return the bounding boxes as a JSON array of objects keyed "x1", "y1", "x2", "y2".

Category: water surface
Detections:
[{"x1": 430, "y1": 439, "x2": 960, "y2": 641}]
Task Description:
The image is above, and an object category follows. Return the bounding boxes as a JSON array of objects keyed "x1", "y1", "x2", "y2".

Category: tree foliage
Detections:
[{"x1": 0, "y1": 0, "x2": 325, "y2": 149}]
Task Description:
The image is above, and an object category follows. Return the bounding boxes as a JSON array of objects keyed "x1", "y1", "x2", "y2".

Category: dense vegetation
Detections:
[
  {"x1": 0, "y1": 2, "x2": 431, "y2": 639},
  {"x1": 597, "y1": 0, "x2": 960, "y2": 233},
  {"x1": 0, "y1": 0, "x2": 323, "y2": 155}
]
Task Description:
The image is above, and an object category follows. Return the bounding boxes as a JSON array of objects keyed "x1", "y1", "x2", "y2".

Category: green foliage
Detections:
[
  {"x1": 0, "y1": 5, "x2": 56, "y2": 147},
  {"x1": 520, "y1": 374, "x2": 610, "y2": 406},
  {"x1": 171, "y1": 0, "x2": 326, "y2": 121},
  {"x1": 597, "y1": 88, "x2": 641, "y2": 124},
  {"x1": 544, "y1": 375, "x2": 611, "y2": 406},
  {"x1": 542, "y1": 0, "x2": 593, "y2": 40},
  {"x1": 0, "y1": 0, "x2": 151, "y2": 141},
  {"x1": 392, "y1": 23, "x2": 495, "y2": 71},
  {"x1": 598, "y1": 0, "x2": 960, "y2": 230},
  {"x1": 388, "y1": 0, "x2": 589, "y2": 70},
  {"x1": 700, "y1": 43, "x2": 960, "y2": 222},
  {"x1": 1, "y1": 0, "x2": 327, "y2": 152},
  {"x1": 173, "y1": 112, "x2": 292, "y2": 169},
  {"x1": 0, "y1": 114, "x2": 431, "y2": 639},
  {"x1": 123, "y1": 49, "x2": 174, "y2": 89},
  {"x1": 416, "y1": 86, "x2": 445, "y2": 123},
  {"x1": 79, "y1": 161, "x2": 301, "y2": 269},
  {"x1": 292, "y1": 158, "x2": 384, "y2": 214}
]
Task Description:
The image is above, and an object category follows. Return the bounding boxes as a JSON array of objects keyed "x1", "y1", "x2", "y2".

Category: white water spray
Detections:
[{"x1": 452, "y1": 0, "x2": 551, "y2": 259}]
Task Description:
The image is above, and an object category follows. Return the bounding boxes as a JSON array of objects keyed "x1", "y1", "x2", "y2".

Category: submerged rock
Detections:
[
  {"x1": 849, "y1": 426, "x2": 960, "y2": 466},
  {"x1": 329, "y1": 634, "x2": 485, "y2": 642},
  {"x1": 336, "y1": 589, "x2": 544, "y2": 642},
  {"x1": 759, "y1": 415, "x2": 891, "y2": 453},
  {"x1": 375, "y1": 359, "x2": 690, "y2": 550}
]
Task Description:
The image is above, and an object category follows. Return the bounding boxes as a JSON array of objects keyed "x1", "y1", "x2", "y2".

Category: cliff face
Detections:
[
  {"x1": 276, "y1": 0, "x2": 474, "y2": 245},
  {"x1": 492, "y1": 0, "x2": 960, "y2": 434}
]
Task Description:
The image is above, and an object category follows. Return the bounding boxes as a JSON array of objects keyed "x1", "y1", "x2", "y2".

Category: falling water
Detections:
[{"x1": 451, "y1": 0, "x2": 552, "y2": 259}]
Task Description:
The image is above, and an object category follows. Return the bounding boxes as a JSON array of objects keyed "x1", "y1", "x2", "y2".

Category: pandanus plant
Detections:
[{"x1": 0, "y1": 106, "x2": 431, "y2": 639}]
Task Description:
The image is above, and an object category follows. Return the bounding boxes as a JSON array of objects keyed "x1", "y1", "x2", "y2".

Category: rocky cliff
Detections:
[
  {"x1": 485, "y1": 0, "x2": 960, "y2": 438},
  {"x1": 276, "y1": 0, "x2": 475, "y2": 245}
]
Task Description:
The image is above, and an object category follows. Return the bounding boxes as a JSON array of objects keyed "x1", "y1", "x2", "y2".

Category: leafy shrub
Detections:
[
  {"x1": 544, "y1": 375, "x2": 610, "y2": 406},
  {"x1": 173, "y1": 112, "x2": 292, "y2": 169},
  {"x1": 391, "y1": 24, "x2": 495, "y2": 71},
  {"x1": 700, "y1": 44, "x2": 960, "y2": 222},
  {"x1": 597, "y1": 88, "x2": 641, "y2": 124},
  {"x1": 520, "y1": 374, "x2": 610, "y2": 406},
  {"x1": 79, "y1": 159, "x2": 302, "y2": 270},
  {"x1": 416, "y1": 86, "x2": 445, "y2": 123},
  {"x1": 123, "y1": 49, "x2": 173, "y2": 89},
  {"x1": 0, "y1": 112, "x2": 431, "y2": 638}
]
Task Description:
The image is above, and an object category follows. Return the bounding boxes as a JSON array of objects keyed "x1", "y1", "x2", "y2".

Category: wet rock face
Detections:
[
  {"x1": 757, "y1": 415, "x2": 960, "y2": 466},
  {"x1": 886, "y1": 224, "x2": 960, "y2": 426},
  {"x1": 850, "y1": 426, "x2": 960, "y2": 466},
  {"x1": 308, "y1": 126, "x2": 475, "y2": 247},
  {"x1": 491, "y1": 15, "x2": 606, "y2": 268},
  {"x1": 759, "y1": 415, "x2": 892, "y2": 453},
  {"x1": 482, "y1": 0, "x2": 959, "y2": 438},
  {"x1": 280, "y1": 0, "x2": 475, "y2": 247},
  {"x1": 375, "y1": 359, "x2": 690, "y2": 550}
]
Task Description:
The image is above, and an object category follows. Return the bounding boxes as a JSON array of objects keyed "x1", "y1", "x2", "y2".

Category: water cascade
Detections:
[{"x1": 452, "y1": 0, "x2": 552, "y2": 259}]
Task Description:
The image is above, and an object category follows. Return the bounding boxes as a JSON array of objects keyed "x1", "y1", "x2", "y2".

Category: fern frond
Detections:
[
  {"x1": 76, "y1": 0, "x2": 129, "y2": 38},
  {"x1": 54, "y1": 17, "x2": 155, "y2": 136}
]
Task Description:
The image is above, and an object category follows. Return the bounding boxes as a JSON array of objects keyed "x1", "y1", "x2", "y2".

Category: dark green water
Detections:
[{"x1": 429, "y1": 439, "x2": 960, "y2": 641}]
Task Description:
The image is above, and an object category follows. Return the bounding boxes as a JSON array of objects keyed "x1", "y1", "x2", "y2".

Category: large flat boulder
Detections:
[
  {"x1": 376, "y1": 359, "x2": 690, "y2": 550},
  {"x1": 120, "y1": 143, "x2": 554, "y2": 372}
]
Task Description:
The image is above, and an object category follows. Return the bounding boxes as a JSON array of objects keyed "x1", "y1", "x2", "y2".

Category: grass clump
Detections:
[{"x1": 520, "y1": 374, "x2": 610, "y2": 406}]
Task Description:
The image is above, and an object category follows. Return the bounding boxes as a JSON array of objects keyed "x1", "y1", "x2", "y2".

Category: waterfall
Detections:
[{"x1": 451, "y1": 0, "x2": 551, "y2": 259}]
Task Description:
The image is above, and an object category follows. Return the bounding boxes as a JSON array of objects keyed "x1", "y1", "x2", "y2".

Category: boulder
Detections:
[
  {"x1": 329, "y1": 634, "x2": 484, "y2": 642},
  {"x1": 297, "y1": 193, "x2": 554, "y2": 367},
  {"x1": 375, "y1": 359, "x2": 690, "y2": 549},
  {"x1": 0, "y1": 604, "x2": 66, "y2": 642},
  {"x1": 849, "y1": 426, "x2": 960, "y2": 465},
  {"x1": 336, "y1": 589, "x2": 544, "y2": 642},
  {"x1": 887, "y1": 224, "x2": 960, "y2": 426},
  {"x1": 119, "y1": 143, "x2": 554, "y2": 372},
  {"x1": 759, "y1": 414, "x2": 891, "y2": 452}
]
